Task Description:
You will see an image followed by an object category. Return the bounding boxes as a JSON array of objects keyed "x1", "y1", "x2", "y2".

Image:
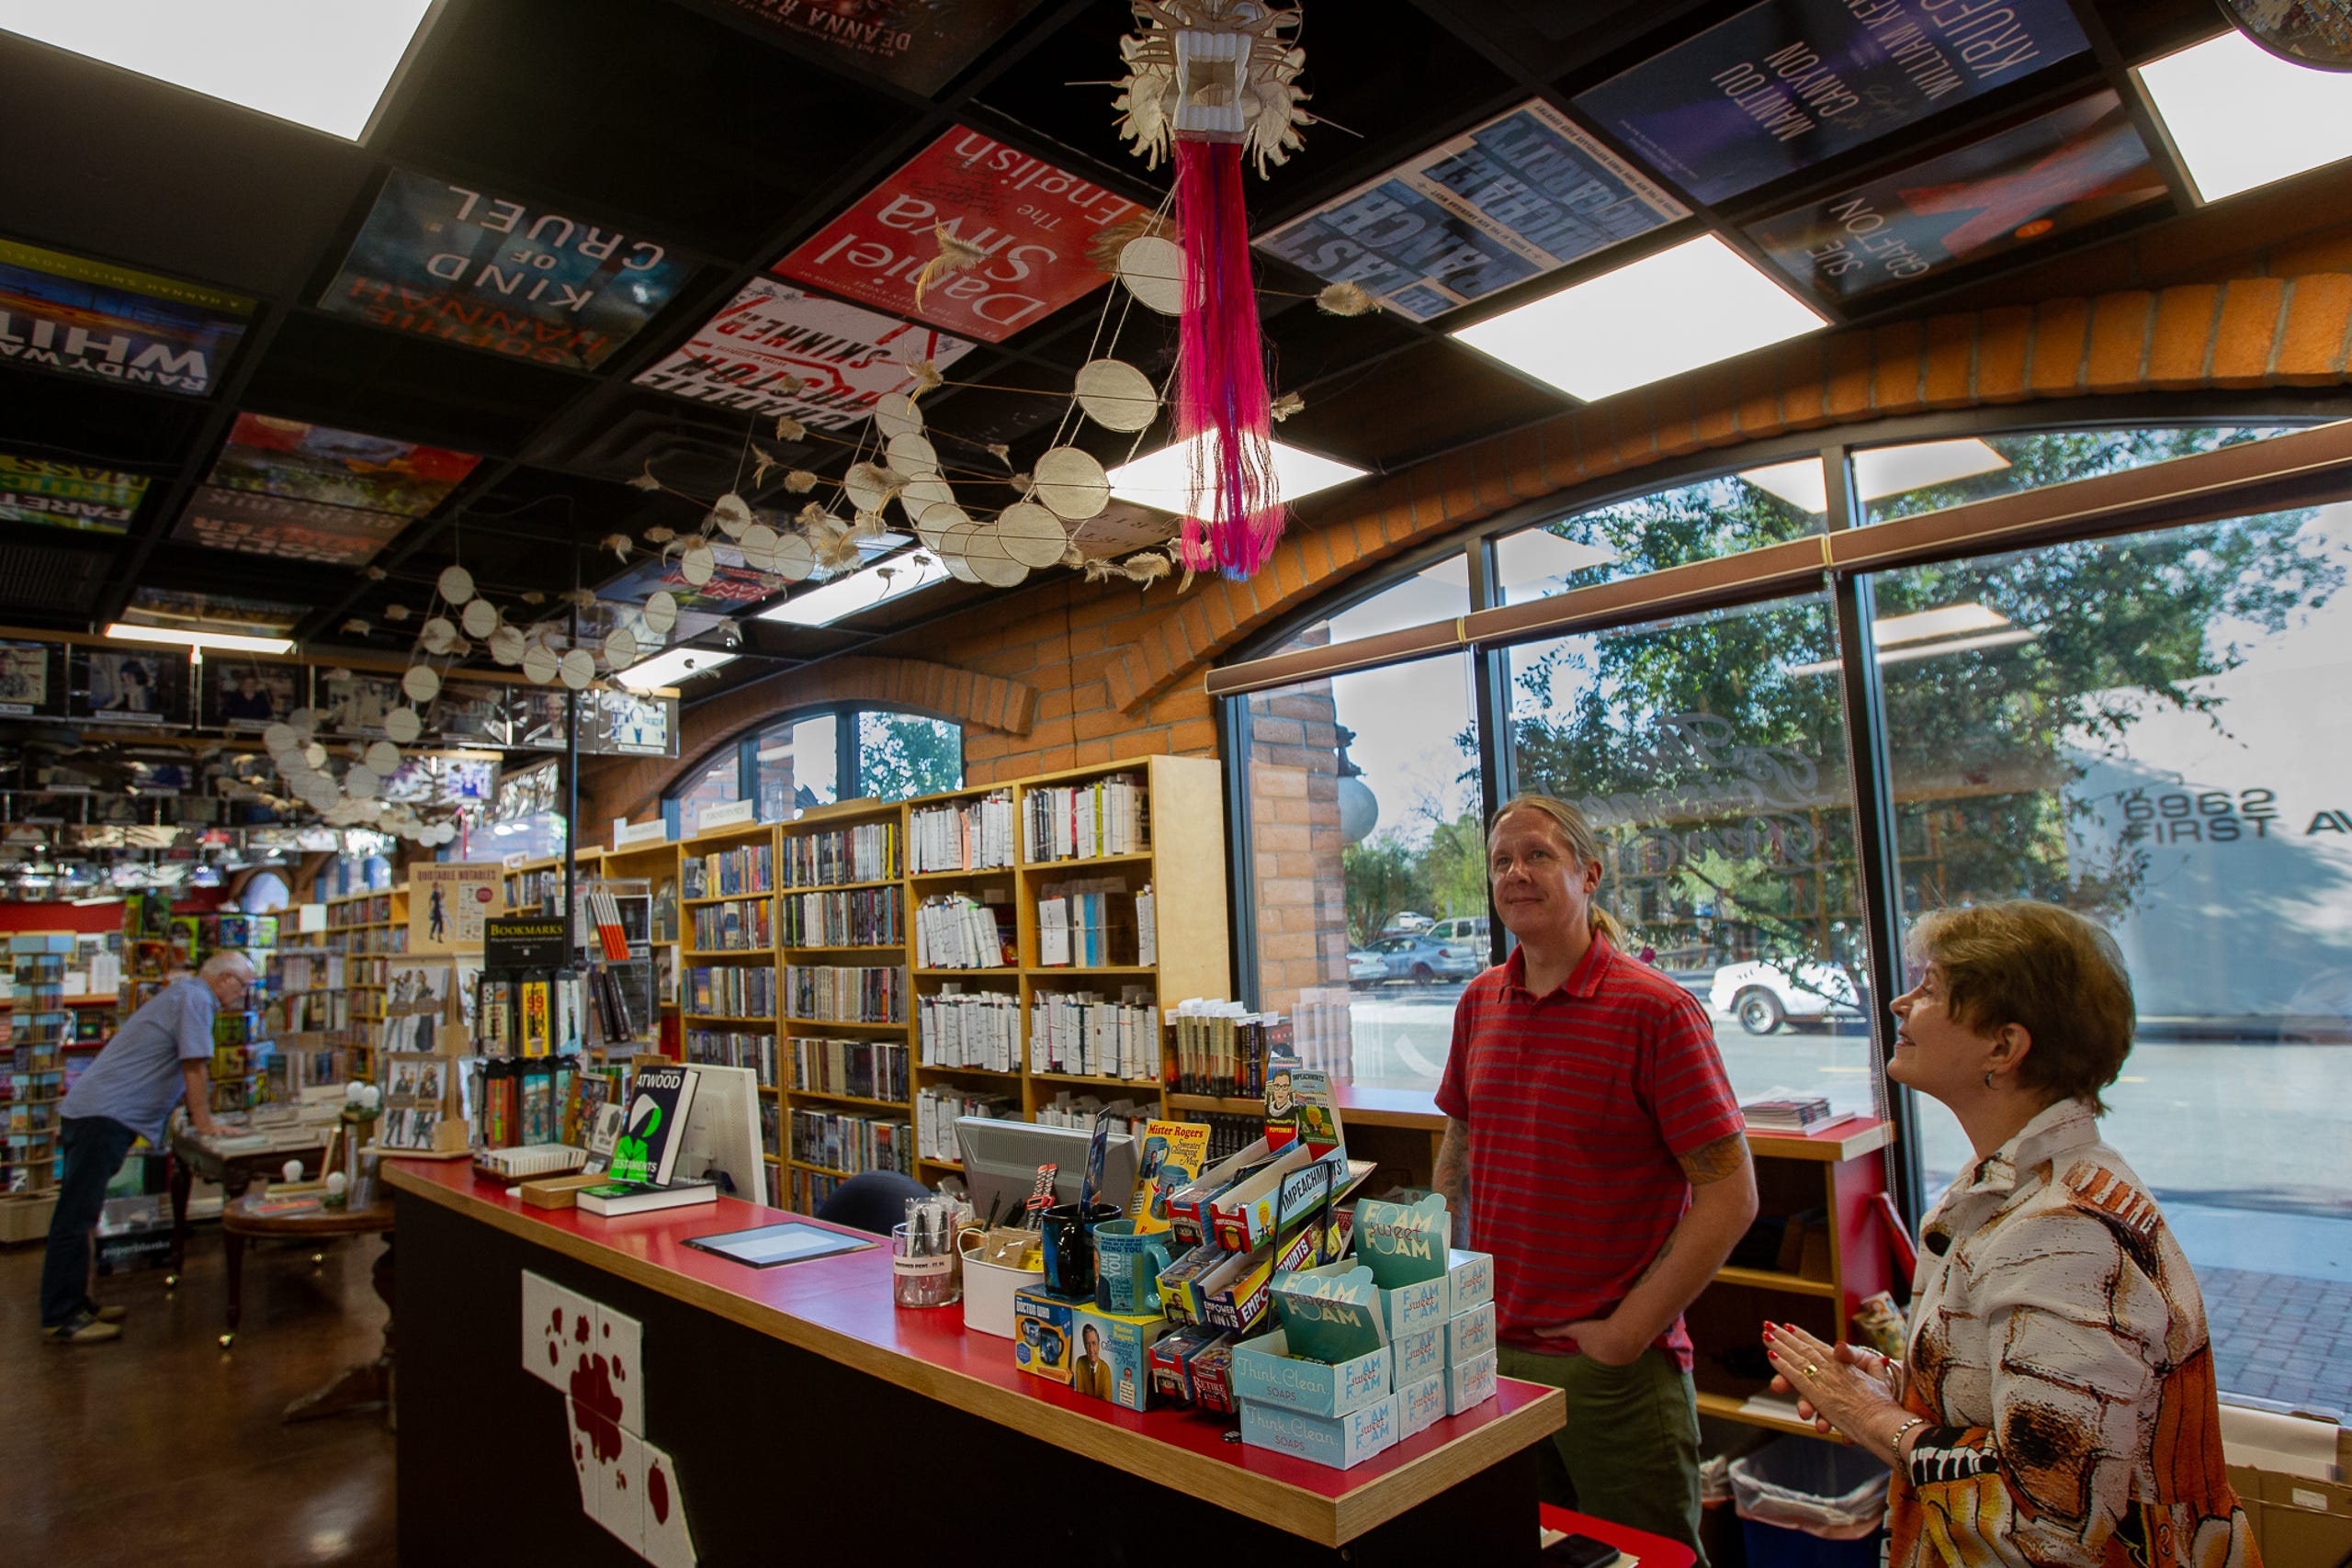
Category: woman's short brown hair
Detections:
[{"x1": 1906, "y1": 901, "x2": 2135, "y2": 1113}]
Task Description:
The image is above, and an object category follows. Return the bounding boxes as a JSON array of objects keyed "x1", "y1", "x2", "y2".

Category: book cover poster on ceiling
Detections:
[
  {"x1": 775, "y1": 127, "x2": 1144, "y2": 344},
  {"x1": 1749, "y1": 92, "x2": 2166, "y2": 302},
  {"x1": 1572, "y1": 0, "x2": 2091, "y2": 207},
  {"x1": 598, "y1": 541, "x2": 778, "y2": 629},
  {"x1": 634, "y1": 277, "x2": 978, "y2": 424},
  {"x1": 0, "y1": 237, "x2": 254, "y2": 398},
  {"x1": 0, "y1": 455, "x2": 150, "y2": 534},
  {"x1": 208, "y1": 414, "x2": 481, "y2": 516},
  {"x1": 70, "y1": 648, "x2": 191, "y2": 726},
  {"x1": 122, "y1": 587, "x2": 304, "y2": 639},
  {"x1": 1254, "y1": 100, "x2": 1688, "y2": 323},
  {"x1": 319, "y1": 170, "x2": 695, "y2": 372},
  {"x1": 173, "y1": 486, "x2": 408, "y2": 568},
  {"x1": 0, "y1": 639, "x2": 67, "y2": 718},
  {"x1": 198, "y1": 657, "x2": 304, "y2": 731},
  {"x1": 713, "y1": 0, "x2": 1046, "y2": 94}
]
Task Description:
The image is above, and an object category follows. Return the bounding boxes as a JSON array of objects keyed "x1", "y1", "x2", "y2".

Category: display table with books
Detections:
[{"x1": 385, "y1": 1157, "x2": 1567, "y2": 1565}]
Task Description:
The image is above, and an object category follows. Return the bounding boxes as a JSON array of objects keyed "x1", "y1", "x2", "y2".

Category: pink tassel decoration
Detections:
[{"x1": 1173, "y1": 139, "x2": 1283, "y2": 577}]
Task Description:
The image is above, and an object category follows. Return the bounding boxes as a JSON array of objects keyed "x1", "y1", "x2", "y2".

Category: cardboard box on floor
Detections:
[{"x1": 2259, "y1": 1472, "x2": 2352, "y2": 1568}]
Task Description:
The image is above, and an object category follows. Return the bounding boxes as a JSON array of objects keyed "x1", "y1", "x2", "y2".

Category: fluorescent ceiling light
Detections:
[
  {"x1": 1105, "y1": 434, "x2": 1366, "y2": 515},
  {"x1": 105, "y1": 621, "x2": 291, "y2": 655},
  {"x1": 1741, "y1": 439, "x2": 2012, "y2": 513},
  {"x1": 2139, "y1": 29, "x2": 2352, "y2": 203},
  {"x1": 758, "y1": 552, "x2": 949, "y2": 628},
  {"x1": 1452, "y1": 235, "x2": 1827, "y2": 402},
  {"x1": 1786, "y1": 623, "x2": 2031, "y2": 676},
  {"x1": 0, "y1": 2, "x2": 438, "y2": 141},
  {"x1": 616, "y1": 648, "x2": 737, "y2": 692}
]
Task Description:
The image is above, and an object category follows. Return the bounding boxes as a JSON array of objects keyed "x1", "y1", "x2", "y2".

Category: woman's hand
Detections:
[{"x1": 1762, "y1": 1323, "x2": 1909, "y2": 1455}]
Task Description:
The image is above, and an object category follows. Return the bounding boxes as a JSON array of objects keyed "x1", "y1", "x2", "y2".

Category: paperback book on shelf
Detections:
[{"x1": 1741, "y1": 1095, "x2": 1835, "y2": 1132}]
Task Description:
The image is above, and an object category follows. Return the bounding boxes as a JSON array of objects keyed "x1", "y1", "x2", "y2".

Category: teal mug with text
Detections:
[{"x1": 1093, "y1": 1218, "x2": 1175, "y2": 1314}]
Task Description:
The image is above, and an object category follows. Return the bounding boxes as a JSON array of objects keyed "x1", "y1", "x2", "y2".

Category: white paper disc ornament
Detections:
[
  {"x1": 436, "y1": 565, "x2": 475, "y2": 604},
  {"x1": 365, "y1": 740, "x2": 401, "y2": 775},
  {"x1": 997, "y1": 502, "x2": 1070, "y2": 569},
  {"x1": 641, "y1": 591, "x2": 678, "y2": 637},
  {"x1": 738, "y1": 524, "x2": 779, "y2": 575},
  {"x1": 605, "y1": 626, "x2": 639, "y2": 671},
  {"x1": 419, "y1": 616, "x2": 458, "y2": 655},
  {"x1": 263, "y1": 723, "x2": 298, "y2": 756},
  {"x1": 680, "y1": 542, "x2": 715, "y2": 586},
  {"x1": 522, "y1": 645, "x2": 560, "y2": 685},
  {"x1": 873, "y1": 392, "x2": 922, "y2": 441},
  {"x1": 401, "y1": 665, "x2": 441, "y2": 704},
  {"x1": 488, "y1": 626, "x2": 525, "y2": 665},
  {"x1": 460, "y1": 598, "x2": 498, "y2": 639},
  {"x1": 1117, "y1": 237, "x2": 1184, "y2": 314},
  {"x1": 302, "y1": 742, "x2": 329, "y2": 768},
  {"x1": 344, "y1": 765, "x2": 379, "y2": 801},
  {"x1": 1034, "y1": 446, "x2": 1110, "y2": 522},
  {"x1": 559, "y1": 649, "x2": 595, "y2": 690},
  {"x1": 886, "y1": 433, "x2": 941, "y2": 477},
  {"x1": 1075, "y1": 359, "x2": 1159, "y2": 432},
  {"x1": 771, "y1": 532, "x2": 814, "y2": 582},
  {"x1": 933, "y1": 521, "x2": 982, "y2": 584},
  {"x1": 384, "y1": 707, "x2": 423, "y2": 744}
]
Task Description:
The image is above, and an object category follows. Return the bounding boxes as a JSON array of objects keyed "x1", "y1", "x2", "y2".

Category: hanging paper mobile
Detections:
[{"x1": 1113, "y1": 0, "x2": 1310, "y2": 579}]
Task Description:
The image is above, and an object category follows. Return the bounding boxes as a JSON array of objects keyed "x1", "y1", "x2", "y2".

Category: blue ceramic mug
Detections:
[{"x1": 1092, "y1": 1218, "x2": 1176, "y2": 1314}]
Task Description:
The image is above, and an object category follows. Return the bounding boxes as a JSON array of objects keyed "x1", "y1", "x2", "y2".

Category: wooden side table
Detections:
[
  {"x1": 220, "y1": 1193, "x2": 397, "y2": 1425},
  {"x1": 166, "y1": 1125, "x2": 328, "y2": 1285}
]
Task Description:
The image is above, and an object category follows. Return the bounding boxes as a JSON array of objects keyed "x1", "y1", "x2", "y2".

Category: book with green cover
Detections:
[{"x1": 608, "y1": 1063, "x2": 699, "y2": 1186}]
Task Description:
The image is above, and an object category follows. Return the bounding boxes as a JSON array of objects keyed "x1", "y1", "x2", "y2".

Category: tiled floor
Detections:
[
  {"x1": 2205, "y1": 1265, "x2": 2352, "y2": 1417},
  {"x1": 0, "y1": 1227, "x2": 397, "y2": 1568}
]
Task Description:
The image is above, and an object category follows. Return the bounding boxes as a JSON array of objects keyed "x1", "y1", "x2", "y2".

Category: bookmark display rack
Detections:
[{"x1": 597, "y1": 755, "x2": 1229, "y2": 1215}]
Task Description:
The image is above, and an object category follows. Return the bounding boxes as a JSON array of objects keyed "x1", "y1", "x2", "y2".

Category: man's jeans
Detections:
[{"x1": 40, "y1": 1115, "x2": 139, "y2": 1327}]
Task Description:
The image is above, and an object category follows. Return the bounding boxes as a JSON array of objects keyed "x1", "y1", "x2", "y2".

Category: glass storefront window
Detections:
[
  {"x1": 1497, "y1": 469, "x2": 1826, "y2": 605},
  {"x1": 1237, "y1": 653, "x2": 1481, "y2": 1091},
  {"x1": 752, "y1": 716, "x2": 837, "y2": 821},
  {"x1": 1859, "y1": 426, "x2": 2301, "y2": 523},
  {"x1": 1505, "y1": 594, "x2": 1873, "y2": 1110},
  {"x1": 1872, "y1": 498, "x2": 2352, "y2": 1412},
  {"x1": 1269, "y1": 555, "x2": 1467, "y2": 658},
  {"x1": 671, "y1": 750, "x2": 741, "y2": 824},
  {"x1": 856, "y1": 710, "x2": 963, "y2": 801}
]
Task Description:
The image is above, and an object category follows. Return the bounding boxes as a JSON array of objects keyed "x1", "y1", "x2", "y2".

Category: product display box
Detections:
[
  {"x1": 1070, "y1": 1303, "x2": 1164, "y2": 1412},
  {"x1": 1238, "y1": 1392, "x2": 1401, "y2": 1471},
  {"x1": 1012, "y1": 1286, "x2": 1082, "y2": 1383},
  {"x1": 1446, "y1": 1348, "x2": 1498, "y2": 1416},
  {"x1": 1396, "y1": 1371, "x2": 1448, "y2": 1440},
  {"x1": 1158, "y1": 1241, "x2": 1274, "y2": 1335},
  {"x1": 1446, "y1": 1300, "x2": 1497, "y2": 1364},
  {"x1": 1148, "y1": 1324, "x2": 1231, "y2": 1405},
  {"x1": 1391, "y1": 1321, "x2": 1444, "y2": 1383},
  {"x1": 1229, "y1": 1326, "x2": 1394, "y2": 1420},
  {"x1": 1192, "y1": 1337, "x2": 1238, "y2": 1414},
  {"x1": 1209, "y1": 1141, "x2": 1351, "y2": 1254},
  {"x1": 1166, "y1": 1136, "x2": 1275, "y2": 1247},
  {"x1": 1444, "y1": 1247, "x2": 1495, "y2": 1315}
]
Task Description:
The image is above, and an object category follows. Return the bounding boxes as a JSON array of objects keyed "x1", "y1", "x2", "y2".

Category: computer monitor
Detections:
[
  {"x1": 956, "y1": 1116, "x2": 1137, "y2": 1227},
  {"x1": 673, "y1": 1063, "x2": 765, "y2": 1202}
]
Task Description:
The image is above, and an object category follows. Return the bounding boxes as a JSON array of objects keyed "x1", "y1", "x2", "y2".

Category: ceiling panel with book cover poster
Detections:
[
  {"x1": 774, "y1": 125, "x2": 1144, "y2": 344},
  {"x1": 711, "y1": 0, "x2": 1047, "y2": 94},
  {"x1": 1571, "y1": 0, "x2": 2092, "y2": 206},
  {"x1": 318, "y1": 169, "x2": 696, "y2": 372},
  {"x1": 205, "y1": 413, "x2": 481, "y2": 515},
  {"x1": 120, "y1": 586, "x2": 306, "y2": 637},
  {"x1": 1747, "y1": 92, "x2": 2169, "y2": 303},
  {"x1": 1255, "y1": 100, "x2": 1689, "y2": 323},
  {"x1": 0, "y1": 236, "x2": 254, "y2": 398},
  {"x1": 633, "y1": 277, "x2": 977, "y2": 426},
  {"x1": 172, "y1": 486, "x2": 409, "y2": 568},
  {"x1": 0, "y1": 454, "x2": 149, "y2": 534}
]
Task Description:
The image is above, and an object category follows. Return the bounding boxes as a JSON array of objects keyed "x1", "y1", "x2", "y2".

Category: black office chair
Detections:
[{"x1": 813, "y1": 1169, "x2": 931, "y2": 1236}]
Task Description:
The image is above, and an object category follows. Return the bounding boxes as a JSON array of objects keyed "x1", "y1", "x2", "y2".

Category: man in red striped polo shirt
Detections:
[{"x1": 1436, "y1": 795, "x2": 1756, "y2": 1562}]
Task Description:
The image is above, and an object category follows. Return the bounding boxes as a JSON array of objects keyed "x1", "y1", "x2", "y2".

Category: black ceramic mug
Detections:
[{"x1": 1039, "y1": 1201, "x2": 1122, "y2": 1299}]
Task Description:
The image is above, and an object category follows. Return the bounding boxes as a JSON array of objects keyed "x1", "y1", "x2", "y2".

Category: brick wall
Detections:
[{"x1": 583, "y1": 192, "x2": 2352, "y2": 841}]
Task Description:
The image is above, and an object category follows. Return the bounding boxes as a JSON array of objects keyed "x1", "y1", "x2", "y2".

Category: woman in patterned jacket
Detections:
[{"x1": 1762, "y1": 901, "x2": 2257, "y2": 1568}]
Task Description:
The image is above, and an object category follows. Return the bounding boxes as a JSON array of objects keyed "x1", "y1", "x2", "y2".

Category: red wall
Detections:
[{"x1": 0, "y1": 890, "x2": 228, "y2": 934}]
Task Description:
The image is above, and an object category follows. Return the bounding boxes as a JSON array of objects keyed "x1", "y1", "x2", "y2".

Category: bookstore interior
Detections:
[{"x1": 6, "y1": 2, "x2": 2352, "y2": 1565}]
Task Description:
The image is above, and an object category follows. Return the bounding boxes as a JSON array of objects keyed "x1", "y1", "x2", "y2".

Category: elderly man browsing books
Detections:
[
  {"x1": 1434, "y1": 796, "x2": 1756, "y2": 1563},
  {"x1": 40, "y1": 950, "x2": 252, "y2": 1345}
]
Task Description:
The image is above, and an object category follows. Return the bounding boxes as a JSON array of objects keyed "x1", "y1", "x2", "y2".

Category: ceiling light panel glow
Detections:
[
  {"x1": 0, "y1": 2, "x2": 437, "y2": 141},
  {"x1": 1452, "y1": 235, "x2": 1828, "y2": 402},
  {"x1": 2139, "y1": 29, "x2": 2352, "y2": 203},
  {"x1": 1105, "y1": 435, "x2": 1367, "y2": 516},
  {"x1": 616, "y1": 649, "x2": 736, "y2": 692},
  {"x1": 759, "y1": 553, "x2": 948, "y2": 627}
]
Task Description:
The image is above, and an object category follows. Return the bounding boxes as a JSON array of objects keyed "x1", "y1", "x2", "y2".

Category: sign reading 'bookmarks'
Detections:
[
  {"x1": 634, "y1": 277, "x2": 975, "y2": 426},
  {"x1": 321, "y1": 170, "x2": 694, "y2": 371},
  {"x1": 1255, "y1": 100, "x2": 1686, "y2": 322},
  {"x1": 1573, "y1": 0, "x2": 2091, "y2": 206}
]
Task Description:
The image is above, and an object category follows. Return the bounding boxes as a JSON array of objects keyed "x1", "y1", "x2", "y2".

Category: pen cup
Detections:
[
  {"x1": 1039, "y1": 1201, "x2": 1122, "y2": 1301},
  {"x1": 891, "y1": 1222, "x2": 961, "y2": 1309}
]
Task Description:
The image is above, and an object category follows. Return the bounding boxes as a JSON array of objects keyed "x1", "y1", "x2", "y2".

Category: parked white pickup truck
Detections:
[{"x1": 1708, "y1": 959, "x2": 1861, "y2": 1034}]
